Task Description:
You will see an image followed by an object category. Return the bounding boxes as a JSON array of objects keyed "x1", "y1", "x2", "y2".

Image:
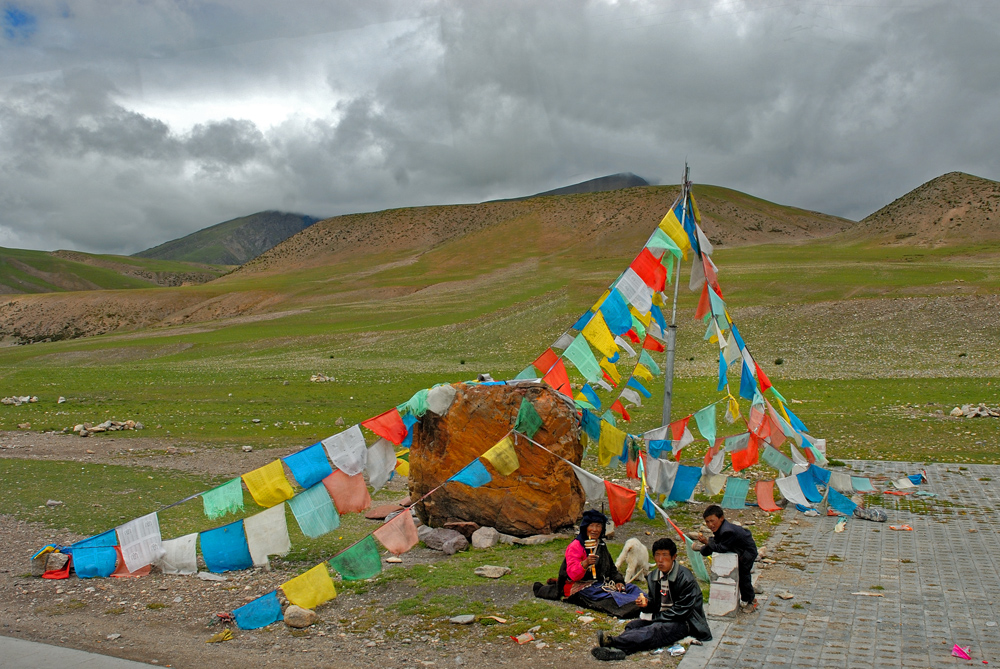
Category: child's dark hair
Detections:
[
  {"x1": 703, "y1": 504, "x2": 724, "y2": 519},
  {"x1": 651, "y1": 538, "x2": 677, "y2": 556}
]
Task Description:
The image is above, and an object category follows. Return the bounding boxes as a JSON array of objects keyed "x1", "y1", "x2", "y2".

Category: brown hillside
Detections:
[
  {"x1": 859, "y1": 172, "x2": 1000, "y2": 245},
  {"x1": 235, "y1": 185, "x2": 855, "y2": 277}
]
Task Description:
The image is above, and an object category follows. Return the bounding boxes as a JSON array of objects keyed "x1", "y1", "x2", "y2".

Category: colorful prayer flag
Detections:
[
  {"x1": 604, "y1": 480, "x2": 637, "y2": 526},
  {"x1": 692, "y1": 404, "x2": 716, "y2": 446},
  {"x1": 73, "y1": 546, "x2": 118, "y2": 579},
  {"x1": 288, "y1": 483, "x2": 341, "y2": 539},
  {"x1": 200, "y1": 520, "x2": 254, "y2": 573},
  {"x1": 366, "y1": 438, "x2": 397, "y2": 492},
  {"x1": 242, "y1": 460, "x2": 295, "y2": 509},
  {"x1": 362, "y1": 408, "x2": 409, "y2": 445},
  {"x1": 116, "y1": 512, "x2": 162, "y2": 573},
  {"x1": 731, "y1": 436, "x2": 760, "y2": 472},
  {"x1": 542, "y1": 358, "x2": 572, "y2": 397},
  {"x1": 598, "y1": 420, "x2": 627, "y2": 467},
  {"x1": 684, "y1": 536, "x2": 711, "y2": 582},
  {"x1": 482, "y1": 436, "x2": 519, "y2": 476},
  {"x1": 564, "y1": 334, "x2": 603, "y2": 383},
  {"x1": 598, "y1": 289, "x2": 633, "y2": 336},
  {"x1": 373, "y1": 508, "x2": 419, "y2": 555},
  {"x1": 282, "y1": 442, "x2": 333, "y2": 490},
  {"x1": 514, "y1": 397, "x2": 543, "y2": 437},
  {"x1": 658, "y1": 207, "x2": 691, "y2": 259},
  {"x1": 156, "y1": 533, "x2": 198, "y2": 575},
  {"x1": 202, "y1": 478, "x2": 244, "y2": 519},
  {"x1": 322, "y1": 470, "x2": 372, "y2": 514},
  {"x1": 322, "y1": 425, "x2": 368, "y2": 476},
  {"x1": 533, "y1": 348, "x2": 559, "y2": 376},
  {"x1": 449, "y1": 459, "x2": 493, "y2": 488},
  {"x1": 329, "y1": 535, "x2": 382, "y2": 581},
  {"x1": 570, "y1": 463, "x2": 606, "y2": 500},
  {"x1": 668, "y1": 465, "x2": 701, "y2": 502},
  {"x1": 243, "y1": 503, "x2": 291, "y2": 567},
  {"x1": 280, "y1": 563, "x2": 337, "y2": 610},
  {"x1": 615, "y1": 268, "x2": 653, "y2": 314},
  {"x1": 233, "y1": 591, "x2": 283, "y2": 630},
  {"x1": 721, "y1": 477, "x2": 750, "y2": 509}
]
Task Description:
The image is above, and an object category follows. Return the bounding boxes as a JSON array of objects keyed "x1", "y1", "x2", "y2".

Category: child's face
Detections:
[{"x1": 705, "y1": 514, "x2": 723, "y2": 532}]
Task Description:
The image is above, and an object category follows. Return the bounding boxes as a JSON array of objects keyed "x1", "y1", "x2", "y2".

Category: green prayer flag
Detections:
[
  {"x1": 514, "y1": 398, "x2": 543, "y2": 438},
  {"x1": 563, "y1": 334, "x2": 602, "y2": 383},
  {"x1": 639, "y1": 350, "x2": 661, "y2": 376},
  {"x1": 287, "y1": 482, "x2": 341, "y2": 539},
  {"x1": 761, "y1": 445, "x2": 794, "y2": 475},
  {"x1": 329, "y1": 535, "x2": 383, "y2": 581},
  {"x1": 397, "y1": 388, "x2": 429, "y2": 418},
  {"x1": 514, "y1": 365, "x2": 537, "y2": 380},
  {"x1": 684, "y1": 537, "x2": 711, "y2": 582},
  {"x1": 201, "y1": 478, "x2": 244, "y2": 519},
  {"x1": 693, "y1": 404, "x2": 716, "y2": 446},
  {"x1": 630, "y1": 313, "x2": 646, "y2": 341}
]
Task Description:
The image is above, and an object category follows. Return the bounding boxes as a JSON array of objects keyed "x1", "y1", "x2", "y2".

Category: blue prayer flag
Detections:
[
  {"x1": 650, "y1": 305, "x2": 667, "y2": 332},
  {"x1": 627, "y1": 378, "x2": 651, "y2": 398},
  {"x1": 599, "y1": 290, "x2": 633, "y2": 336},
  {"x1": 786, "y1": 406, "x2": 809, "y2": 433},
  {"x1": 608, "y1": 351, "x2": 620, "y2": 364},
  {"x1": 580, "y1": 410, "x2": 601, "y2": 442},
  {"x1": 282, "y1": 443, "x2": 333, "y2": 490},
  {"x1": 200, "y1": 520, "x2": 254, "y2": 573},
  {"x1": 907, "y1": 473, "x2": 923, "y2": 485},
  {"x1": 851, "y1": 477, "x2": 875, "y2": 492},
  {"x1": 717, "y1": 353, "x2": 728, "y2": 392},
  {"x1": 233, "y1": 591, "x2": 283, "y2": 630},
  {"x1": 796, "y1": 471, "x2": 824, "y2": 503},
  {"x1": 669, "y1": 465, "x2": 701, "y2": 502},
  {"x1": 739, "y1": 360, "x2": 757, "y2": 400},
  {"x1": 400, "y1": 412, "x2": 419, "y2": 449},
  {"x1": 827, "y1": 488, "x2": 857, "y2": 516},
  {"x1": 572, "y1": 311, "x2": 594, "y2": 331},
  {"x1": 72, "y1": 529, "x2": 118, "y2": 548},
  {"x1": 450, "y1": 460, "x2": 492, "y2": 488},
  {"x1": 647, "y1": 439, "x2": 672, "y2": 459},
  {"x1": 643, "y1": 494, "x2": 656, "y2": 520},
  {"x1": 808, "y1": 464, "x2": 831, "y2": 486},
  {"x1": 73, "y1": 546, "x2": 118, "y2": 578},
  {"x1": 580, "y1": 384, "x2": 601, "y2": 409},
  {"x1": 730, "y1": 324, "x2": 746, "y2": 351},
  {"x1": 721, "y1": 477, "x2": 751, "y2": 509}
]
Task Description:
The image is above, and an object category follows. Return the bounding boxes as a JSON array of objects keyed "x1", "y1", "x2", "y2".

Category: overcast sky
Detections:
[{"x1": 1, "y1": 1, "x2": 998, "y2": 254}]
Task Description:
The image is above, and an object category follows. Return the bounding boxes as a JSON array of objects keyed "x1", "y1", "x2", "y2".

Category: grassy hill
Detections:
[
  {"x1": 0, "y1": 175, "x2": 997, "y2": 464},
  {"x1": 858, "y1": 171, "x2": 1000, "y2": 244},
  {"x1": 0, "y1": 247, "x2": 227, "y2": 295},
  {"x1": 133, "y1": 210, "x2": 321, "y2": 265}
]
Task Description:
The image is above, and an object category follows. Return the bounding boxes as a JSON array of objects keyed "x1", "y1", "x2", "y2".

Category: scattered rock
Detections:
[
  {"x1": 474, "y1": 565, "x2": 511, "y2": 579},
  {"x1": 420, "y1": 527, "x2": 469, "y2": 555},
  {"x1": 283, "y1": 605, "x2": 318, "y2": 628},
  {"x1": 310, "y1": 373, "x2": 334, "y2": 383},
  {"x1": 107, "y1": 633, "x2": 121, "y2": 641},
  {"x1": 335, "y1": 417, "x2": 345, "y2": 426},
  {"x1": 449, "y1": 614, "x2": 475, "y2": 625},
  {"x1": 57, "y1": 397, "x2": 66, "y2": 404},
  {"x1": 535, "y1": 642, "x2": 548, "y2": 649},
  {"x1": 471, "y1": 526, "x2": 500, "y2": 549},
  {"x1": 443, "y1": 521, "x2": 481, "y2": 540},
  {"x1": 386, "y1": 556, "x2": 402, "y2": 564},
  {"x1": 577, "y1": 616, "x2": 595, "y2": 623},
  {"x1": 775, "y1": 590, "x2": 794, "y2": 600},
  {"x1": 45, "y1": 553, "x2": 69, "y2": 571},
  {"x1": 197, "y1": 572, "x2": 227, "y2": 582},
  {"x1": 242, "y1": 445, "x2": 253, "y2": 453},
  {"x1": 17, "y1": 423, "x2": 31, "y2": 430},
  {"x1": 45, "y1": 500, "x2": 64, "y2": 507}
]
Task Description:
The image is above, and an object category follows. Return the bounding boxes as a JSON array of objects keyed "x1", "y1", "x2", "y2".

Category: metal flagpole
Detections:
[{"x1": 661, "y1": 163, "x2": 689, "y2": 427}]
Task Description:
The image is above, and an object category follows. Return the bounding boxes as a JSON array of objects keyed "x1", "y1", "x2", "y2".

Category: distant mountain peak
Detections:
[{"x1": 491, "y1": 173, "x2": 650, "y2": 202}]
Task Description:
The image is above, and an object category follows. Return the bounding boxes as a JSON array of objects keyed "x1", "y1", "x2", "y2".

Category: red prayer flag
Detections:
[
  {"x1": 602, "y1": 370, "x2": 618, "y2": 388},
  {"x1": 766, "y1": 414, "x2": 786, "y2": 448},
  {"x1": 756, "y1": 480, "x2": 781, "y2": 512},
  {"x1": 702, "y1": 255, "x2": 719, "y2": 292},
  {"x1": 625, "y1": 455, "x2": 638, "y2": 479},
  {"x1": 754, "y1": 362, "x2": 772, "y2": 392},
  {"x1": 533, "y1": 348, "x2": 559, "y2": 376},
  {"x1": 703, "y1": 444, "x2": 722, "y2": 467},
  {"x1": 624, "y1": 329, "x2": 640, "y2": 344},
  {"x1": 629, "y1": 248, "x2": 668, "y2": 292},
  {"x1": 642, "y1": 336, "x2": 665, "y2": 353},
  {"x1": 362, "y1": 407, "x2": 409, "y2": 445},
  {"x1": 542, "y1": 358, "x2": 572, "y2": 397},
  {"x1": 604, "y1": 480, "x2": 637, "y2": 526},
  {"x1": 610, "y1": 400, "x2": 630, "y2": 422},
  {"x1": 372, "y1": 507, "x2": 419, "y2": 555},
  {"x1": 694, "y1": 283, "x2": 711, "y2": 320},
  {"x1": 731, "y1": 435, "x2": 760, "y2": 472},
  {"x1": 112, "y1": 546, "x2": 151, "y2": 578},
  {"x1": 323, "y1": 470, "x2": 372, "y2": 514},
  {"x1": 804, "y1": 446, "x2": 816, "y2": 464},
  {"x1": 669, "y1": 417, "x2": 690, "y2": 441},
  {"x1": 42, "y1": 555, "x2": 72, "y2": 580}
]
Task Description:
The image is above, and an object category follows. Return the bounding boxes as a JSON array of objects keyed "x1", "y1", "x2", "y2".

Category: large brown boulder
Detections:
[{"x1": 409, "y1": 382, "x2": 585, "y2": 536}]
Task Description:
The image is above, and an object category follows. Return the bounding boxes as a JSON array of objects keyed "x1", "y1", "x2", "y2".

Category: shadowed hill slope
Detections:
[
  {"x1": 134, "y1": 211, "x2": 321, "y2": 265},
  {"x1": 858, "y1": 172, "x2": 1000, "y2": 245},
  {"x1": 0, "y1": 247, "x2": 227, "y2": 295},
  {"x1": 493, "y1": 172, "x2": 650, "y2": 201}
]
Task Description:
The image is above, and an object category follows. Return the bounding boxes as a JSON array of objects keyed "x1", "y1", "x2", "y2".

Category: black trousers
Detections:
[
  {"x1": 738, "y1": 556, "x2": 755, "y2": 604},
  {"x1": 607, "y1": 619, "x2": 689, "y2": 654}
]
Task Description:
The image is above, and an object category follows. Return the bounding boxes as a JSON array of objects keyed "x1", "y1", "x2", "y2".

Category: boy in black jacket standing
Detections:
[
  {"x1": 697, "y1": 504, "x2": 759, "y2": 611},
  {"x1": 592, "y1": 538, "x2": 711, "y2": 661}
]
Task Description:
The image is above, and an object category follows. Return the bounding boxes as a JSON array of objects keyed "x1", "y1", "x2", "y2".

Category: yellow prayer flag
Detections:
[
  {"x1": 652, "y1": 292, "x2": 666, "y2": 307},
  {"x1": 689, "y1": 192, "x2": 702, "y2": 224},
  {"x1": 773, "y1": 398, "x2": 791, "y2": 425},
  {"x1": 598, "y1": 421, "x2": 627, "y2": 468},
  {"x1": 395, "y1": 459, "x2": 410, "y2": 477},
  {"x1": 630, "y1": 306, "x2": 651, "y2": 327},
  {"x1": 280, "y1": 563, "x2": 337, "y2": 610},
  {"x1": 727, "y1": 396, "x2": 742, "y2": 423},
  {"x1": 581, "y1": 311, "x2": 619, "y2": 359},
  {"x1": 242, "y1": 460, "x2": 294, "y2": 508},
  {"x1": 633, "y1": 364, "x2": 653, "y2": 383},
  {"x1": 482, "y1": 436, "x2": 519, "y2": 476},
  {"x1": 658, "y1": 210, "x2": 691, "y2": 260},
  {"x1": 599, "y1": 358, "x2": 621, "y2": 385},
  {"x1": 592, "y1": 289, "x2": 612, "y2": 312}
]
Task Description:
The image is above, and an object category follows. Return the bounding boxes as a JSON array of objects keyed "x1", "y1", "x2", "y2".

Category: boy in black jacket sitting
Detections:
[
  {"x1": 697, "y1": 504, "x2": 759, "y2": 611},
  {"x1": 592, "y1": 538, "x2": 711, "y2": 661}
]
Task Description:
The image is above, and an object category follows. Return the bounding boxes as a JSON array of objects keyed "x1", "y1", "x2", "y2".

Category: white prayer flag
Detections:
[
  {"x1": 689, "y1": 253, "x2": 706, "y2": 292},
  {"x1": 322, "y1": 425, "x2": 368, "y2": 476},
  {"x1": 366, "y1": 438, "x2": 396, "y2": 492},
  {"x1": 156, "y1": 533, "x2": 198, "y2": 575},
  {"x1": 621, "y1": 388, "x2": 643, "y2": 406},
  {"x1": 776, "y1": 475, "x2": 812, "y2": 508},
  {"x1": 613, "y1": 336, "x2": 637, "y2": 358},
  {"x1": 615, "y1": 268, "x2": 653, "y2": 314},
  {"x1": 570, "y1": 463, "x2": 606, "y2": 501},
  {"x1": 552, "y1": 333, "x2": 575, "y2": 350},
  {"x1": 427, "y1": 384, "x2": 458, "y2": 414},
  {"x1": 644, "y1": 426, "x2": 670, "y2": 442},
  {"x1": 244, "y1": 503, "x2": 291, "y2": 567},
  {"x1": 117, "y1": 512, "x2": 163, "y2": 573},
  {"x1": 702, "y1": 471, "x2": 726, "y2": 496}
]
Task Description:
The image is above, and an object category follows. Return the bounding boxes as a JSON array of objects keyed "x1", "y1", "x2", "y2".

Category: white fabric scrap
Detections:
[
  {"x1": 674, "y1": 427, "x2": 694, "y2": 455},
  {"x1": 615, "y1": 268, "x2": 653, "y2": 314},
  {"x1": 570, "y1": 463, "x2": 606, "y2": 501},
  {"x1": 366, "y1": 438, "x2": 397, "y2": 492},
  {"x1": 620, "y1": 388, "x2": 643, "y2": 406},
  {"x1": 776, "y1": 475, "x2": 813, "y2": 508},
  {"x1": 649, "y1": 458, "x2": 678, "y2": 496},
  {"x1": 829, "y1": 471, "x2": 854, "y2": 494},
  {"x1": 552, "y1": 333, "x2": 574, "y2": 350},
  {"x1": 893, "y1": 477, "x2": 916, "y2": 489},
  {"x1": 322, "y1": 424, "x2": 368, "y2": 476},
  {"x1": 689, "y1": 253, "x2": 706, "y2": 292},
  {"x1": 789, "y1": 443, "x2": 809, "y2": 466},
  {"x1": 696, "y1": 226, "x2": 715, "y2": 257},
  {"x1": 613, "y1": 336, "x2": 637, "y2": 358},
  {"x1": 595, "y1": 379, "x2": 614, "y2": 392},
  {"x1": 723, "y1": 334, "x2": 741, "y2": 366},
  {"x1": 702, "y1": 471, "x2": 726, "y2": 497},
  {"x1": 117, "y1": 512, "x2": 164, "y2": 573},
  {"x1": 705, "y1": 449, "x2": 726, "y2": 476},
  {"x1": 243, "y1": 503, "x2": 291, "y2": 567},
  {"x1": 156, "y1": 533, "x2": 198, "y2": 575},
  {"x1": 644, "y1": 426, "x2": 670, "y2": 442},
  {"x1": 427, "y1": 384, "x2": 458, "y2": 415}
]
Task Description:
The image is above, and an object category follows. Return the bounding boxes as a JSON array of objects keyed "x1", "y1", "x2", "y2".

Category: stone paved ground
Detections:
[{"x1": 682, "y1": 461, "x2": 1000, "y2": 668}]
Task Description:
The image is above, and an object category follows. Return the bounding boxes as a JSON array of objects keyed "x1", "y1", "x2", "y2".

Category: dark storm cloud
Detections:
[{"x1": 0, "y1": 1, "x2": 998, "y2": 253}]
